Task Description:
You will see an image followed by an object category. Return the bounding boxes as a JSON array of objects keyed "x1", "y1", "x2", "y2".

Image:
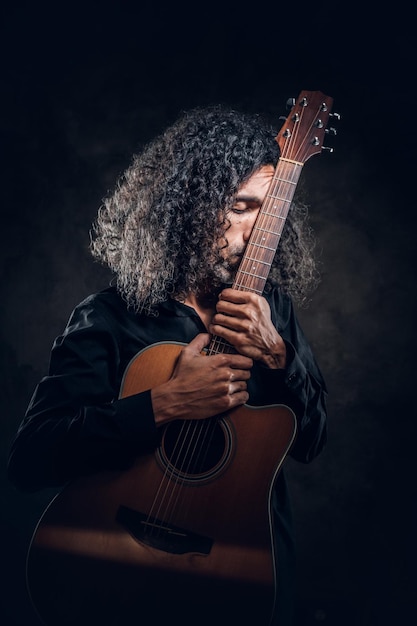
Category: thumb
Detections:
[{"x1": 188, "y1": 333, "x2": 211, "y2": 354}]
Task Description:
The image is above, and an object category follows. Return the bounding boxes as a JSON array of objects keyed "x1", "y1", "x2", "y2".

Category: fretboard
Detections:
[
  {"x1": 207, "y1": 88, "x2": 335, "y2": 357},
  {"x1": 208, "y1": 159, "x2": 303, "y2": 357},
  {"x1": 233, "y1": 159, "x2": 303, "y2": 295}
]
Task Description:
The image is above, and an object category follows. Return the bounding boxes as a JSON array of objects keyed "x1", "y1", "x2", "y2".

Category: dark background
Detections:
[{"x1": 1, "y1": 2, "x2": 416, "y2": 625}]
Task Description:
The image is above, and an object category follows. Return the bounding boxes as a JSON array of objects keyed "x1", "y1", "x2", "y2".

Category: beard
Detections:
[
  {"x1": 193, "y1": 246, "x2": 244, "y2": 306},
  {"x1": 211, "y1": 245, "x2": 244, "y2": 285}
]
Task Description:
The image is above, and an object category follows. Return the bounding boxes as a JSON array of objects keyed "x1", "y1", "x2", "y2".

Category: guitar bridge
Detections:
[{"x1": 116, "y1": 505, "x2": 213, "y2": 555}]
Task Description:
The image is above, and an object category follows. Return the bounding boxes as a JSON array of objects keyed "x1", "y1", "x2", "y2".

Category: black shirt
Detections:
[
  {"x1": 8, "y1": 285, "x2": 327, "y2": 491},
  {"x1": 7, "y1": 285, "x2": 327, "y2": 625}
]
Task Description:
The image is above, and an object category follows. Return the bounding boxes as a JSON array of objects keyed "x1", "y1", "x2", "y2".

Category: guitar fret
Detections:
[
  {"x1": 241, "y1": 256, "x2": 270, "y2": 266},
  {"x1": 272, "y1": 177, "x2": 298, "y2": 185},
  {"x1": 253, "y1": 226, "x2": 282, "y2": 236},
  {"x1": 249, "y1": 241, "x2": 276, "y2": 251},
  {"x1": 279, "y1": 157, "x2": 304, "y2": 166},
  {"x1": 267, "y1": 194, "x2": 292, "y2": 203},
  {"x1": 260, "y1": 209, "x2": 287, "y2": 218},
  {"x1": 208, "y1": 336, "x2": 235, "y2": 355},
  {"x1": 234, "y1": 283, "x2": 263, "y2": 295},
  {"x1": 230, "y1": 89, "x2": 330, "y2": 323},
  {"x1": 237, "y1": 269, "x2": 268, "y2": 280}
]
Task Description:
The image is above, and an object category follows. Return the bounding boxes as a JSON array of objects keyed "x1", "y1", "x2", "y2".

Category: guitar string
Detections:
[
  {"x1": 143, "y1": 419, "x2": 223, "y2": 543},
  {"x1": 143, "y1": 98, "x2": 327, "y2": 538},
  {"x1": 148, "y1": 416, "x2": 235, "y2": 541},
  {"x1": 144, "y1": 420, "x2": 192, "y2": 530},
  {"x1": 163, "y1": 418, "x2": 221, "y2": 525},
  {"x1": 157, "y1": 154, "x2": 302, "y2": 525},
  {"x1": 148, "y1": 419, "x2": 211, "y2": 529},
  {"x1": 233, "y1": 96, "x2": 317, "y2": 292},
  {"x1": 148, "y1": 339, "x2": 238, "y2": 528},
  {"x1": 235, "y1": 160, "x2": 299, "y2": 294},
  {"x1": 143, "y1": 339, "x2": 236, "y2": 538},
  {"x1": 144, "y1": 125, "x2": 304, "y2": 534},
  {"x1": 143, "y1": 347, "x2": 234, "y2": 535},
  {"x1": 290, "y1": 99, "x2": 325, "y2": 164},
  {"x1": 237, "y1": 97, "x2": 326, "y2": 294},
  {"x1": 176, "y1": 99, "x2": 328, "y2": 526}
]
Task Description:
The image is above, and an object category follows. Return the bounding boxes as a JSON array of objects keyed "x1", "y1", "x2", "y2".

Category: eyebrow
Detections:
[{"x1": 234, "y1": 194, "x2": 262, "y2": 205}]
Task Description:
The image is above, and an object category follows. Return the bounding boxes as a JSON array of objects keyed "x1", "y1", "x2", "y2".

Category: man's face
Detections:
[{"x1": 214, "y1": 164, "x2": 275, "y2": 283}]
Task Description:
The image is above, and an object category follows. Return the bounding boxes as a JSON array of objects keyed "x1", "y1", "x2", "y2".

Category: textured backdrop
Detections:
[{"x1": 1, "y1": 3, "x2": 416, "y2": 625}]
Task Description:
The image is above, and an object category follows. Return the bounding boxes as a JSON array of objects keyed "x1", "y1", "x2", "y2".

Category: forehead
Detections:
[{"x1": 237, "y1": 165, "x2": 275, "y2": 198}]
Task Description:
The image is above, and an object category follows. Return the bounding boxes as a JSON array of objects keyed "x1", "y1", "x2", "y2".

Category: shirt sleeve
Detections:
[
  {"x1": 7, "y1": 299, "x2": 159, "y2": 492},
  {"x1": 251, "y1": 289, "x2": 328, "y2": 464}
]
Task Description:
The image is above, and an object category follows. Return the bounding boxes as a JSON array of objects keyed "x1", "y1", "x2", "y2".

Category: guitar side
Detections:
[{"x1": 26, "y1": 342, "x2": 297, "y2": 626}]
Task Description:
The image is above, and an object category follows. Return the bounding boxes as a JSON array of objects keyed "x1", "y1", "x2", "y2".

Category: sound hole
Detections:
[{"x1": 157, "y1": 418, "x2": 233, "y2": 483}]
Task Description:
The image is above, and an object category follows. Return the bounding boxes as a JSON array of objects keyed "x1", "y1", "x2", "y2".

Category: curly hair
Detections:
[{"x1": 90, "y1": 105, "x2": 319, "y2": 312}]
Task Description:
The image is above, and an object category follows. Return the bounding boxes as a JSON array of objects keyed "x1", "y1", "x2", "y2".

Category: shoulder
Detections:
[
  {"x1": 76, "y1": 286, "x2": 126, "y2": 313},
  {"x1": 65, "y1": 286, "x2": 134, "y2": 333}
]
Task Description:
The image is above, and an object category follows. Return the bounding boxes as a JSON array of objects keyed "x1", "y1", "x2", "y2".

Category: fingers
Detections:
[
  {"x1": 228, "y1": 378, "x2": 249, "y2": 397},
  {"x1": 216, "y1": 289, "x2": 267, "y2": 322},
  {"x1": 215, "y1": 352, "x2": 253, "y2": 371},
  {"x1": 227, "y1": 367, "x2": 251, "y2": 382},
  {"x1": 185, "y1": 334, "x2": 253, "y2": 370},
  {"x1": 227, "y1": 387, "x2": 249, "y2": 408},
  {"x1": 216, "y1": 298, "x2": 248, "y2": 320},
  {"x1": 210, "y1": 313, "x2": 248, "y2": 334},
  {"x1": 218, "y1": 288, "x2": 251, "y2": 305},
  {"x1": 217, "y1": 375, "x2": 250, "y2": 410}
]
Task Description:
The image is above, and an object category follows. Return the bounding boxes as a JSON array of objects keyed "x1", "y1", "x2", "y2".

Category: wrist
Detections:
[
  {"x1": 151, "y1": 383, "x2": 180, "y2": 426},
  {"x1": 261, "y1": 339, "x2": 287, "y2": 369}
]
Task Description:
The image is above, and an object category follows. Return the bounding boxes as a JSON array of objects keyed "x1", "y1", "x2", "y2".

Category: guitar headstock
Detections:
[{"x1": 276, "y1": 90, "x2": 338, "y2": 164}]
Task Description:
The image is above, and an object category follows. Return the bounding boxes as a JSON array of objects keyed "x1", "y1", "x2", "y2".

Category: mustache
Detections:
[
  {"x1": 211, "y1": 246, "x2": 246, "y2": 280},
  {"x1": 228, "y1": 250, "x2": 244, "y2": 267}
]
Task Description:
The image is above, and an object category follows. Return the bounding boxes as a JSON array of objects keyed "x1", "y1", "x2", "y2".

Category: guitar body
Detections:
[{"x1": 27, "y1": 342, "x2": 297, "y2": 626}]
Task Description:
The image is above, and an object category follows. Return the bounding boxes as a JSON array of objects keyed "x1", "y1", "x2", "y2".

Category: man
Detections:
[{"x1": 8, "y1": 105, "x2": 327, "y2": 625}]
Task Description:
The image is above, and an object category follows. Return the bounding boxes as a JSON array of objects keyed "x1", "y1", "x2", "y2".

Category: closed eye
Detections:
[
  {"x1": 230, "y1": 208, "x2": 247, "y2": 215},
  {"x1": 229, "y1": 197, "x2": 261, "y2": 216}
]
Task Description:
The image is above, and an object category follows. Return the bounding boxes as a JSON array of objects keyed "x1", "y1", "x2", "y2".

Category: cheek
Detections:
[
  {"x1": 222, "y1": 218, "x2": 239, "y2": 241},
  {"x1": 227, "y1": 216, "x2": 245, "y2": 234},
  {"x1": 224, "y1": 227, "x2": 241, "y2": 247}
]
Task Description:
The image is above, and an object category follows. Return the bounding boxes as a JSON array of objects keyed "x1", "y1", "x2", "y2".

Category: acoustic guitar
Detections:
[{"x1": 26, "y1": 90, "x2": 335, "y2": 626}]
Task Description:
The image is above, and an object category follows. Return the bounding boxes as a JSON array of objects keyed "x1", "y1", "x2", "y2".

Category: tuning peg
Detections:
[
  {"x1": 330, "y1": 112, "x2": 341, "y2": 120},
  {"x1": 325, "y1": 127, "x2": 337, "y2": 136},
  {"x1": 322, "y1": 146, "x2": 334, "y2": 153},
  {"x1": 286, "y1": 97, "x2": 296, "y2": 109}
]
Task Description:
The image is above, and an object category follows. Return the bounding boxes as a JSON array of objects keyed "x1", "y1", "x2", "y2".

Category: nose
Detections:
[{"x1": 242, "y1": 210, "x2": 260, "y2": 243}]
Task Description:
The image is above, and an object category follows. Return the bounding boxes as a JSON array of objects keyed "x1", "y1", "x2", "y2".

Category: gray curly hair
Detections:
[{"x1": 90, "y1": 105, "x2": 319, "y2": 312}]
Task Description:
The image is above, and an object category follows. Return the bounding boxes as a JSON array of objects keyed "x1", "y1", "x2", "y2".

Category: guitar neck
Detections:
[
  {"x1": 207, "y1": 89, "x2": 335, "y2": 357},
  {"x1": 232, "y1": 159, "x2": 303, "y2": 295},
  {"x1": 208, "y1": 160, "x2": 302, "y2": 357}
]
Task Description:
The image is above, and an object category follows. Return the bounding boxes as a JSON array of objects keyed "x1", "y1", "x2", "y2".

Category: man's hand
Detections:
[
  {"x1": 151, "y1": 333, "x2": 253, "y2": 425},
  {"x1": 209, "y1": 288, "x2": 287, "y2": 369}
]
